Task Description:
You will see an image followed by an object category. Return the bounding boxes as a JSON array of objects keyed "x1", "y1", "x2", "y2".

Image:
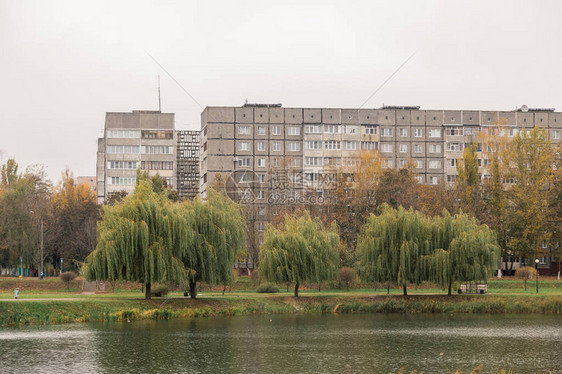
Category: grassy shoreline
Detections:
[{"x1": 1, "y1": 294, "x2": 561, "y2": 327}]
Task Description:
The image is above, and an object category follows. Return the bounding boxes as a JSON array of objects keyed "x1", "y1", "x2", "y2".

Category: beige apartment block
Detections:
[{"x1": 96, "y1": 110, "x2": 176, "y2": 204}]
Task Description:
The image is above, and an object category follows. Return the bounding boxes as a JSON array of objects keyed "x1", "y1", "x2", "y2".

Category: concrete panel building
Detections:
[
  {"x1": 96, "y1": 110, "x2": 176, "y2": 204},
  {"x1": 199, "y1": 104, "x2": 562, "y2": 264}
]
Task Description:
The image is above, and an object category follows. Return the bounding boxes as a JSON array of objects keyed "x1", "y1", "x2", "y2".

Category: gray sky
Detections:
[{"x1": 1, "y1": 0, "x2": 561, "y2": 182}]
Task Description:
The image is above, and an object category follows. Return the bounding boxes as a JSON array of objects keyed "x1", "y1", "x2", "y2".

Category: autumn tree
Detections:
[
  {"x1": 259, "y1": 211, "x2": 339, "y2": 296},
  {"x1": 373, "y1": 164, "x2": 420, "y2": 210},
  {"x1": 0, "y1": 160, "x2": 51, "y2": 273},
  {"x1": 456, "y1": 143, "x2": 482, "y2": 219},
  {"x1": 505, "y1": 126, "x2": 554, "y2": 263},
  {"x1": 47, "y1": 169, "x2": 99, "y2": 270}
]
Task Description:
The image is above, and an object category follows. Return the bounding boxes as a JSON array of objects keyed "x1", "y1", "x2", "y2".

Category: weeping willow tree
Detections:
[
  {"x1": 423, "y1": 212, "x2": 499, "y2": 295},
  {"x1": 357, "y1": 204, "x2": 433, "y2": 295},
  {"x1": 175, "y1": 189, "x2": 246, "y2": 299},
  {"x1": 84, "y1": 181, "x2": 185, "y2": 299},
  {"x1": 259, "y1": 211, "x2": 339, "y2": 297}
]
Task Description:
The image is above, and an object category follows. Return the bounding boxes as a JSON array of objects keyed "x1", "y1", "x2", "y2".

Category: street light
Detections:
[{"x1": 535, "y1": 258, "x2": 540, "y2": 293}]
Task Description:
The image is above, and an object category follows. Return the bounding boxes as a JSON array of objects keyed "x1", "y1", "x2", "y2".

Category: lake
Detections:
[{"x1": 1, "y1": 314, "x2": 560, "y2": 373}]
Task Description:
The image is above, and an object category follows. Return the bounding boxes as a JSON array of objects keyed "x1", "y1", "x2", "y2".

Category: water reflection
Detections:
[{"x1": 1, "y1": 314, "x2": 560, "y2": 373}]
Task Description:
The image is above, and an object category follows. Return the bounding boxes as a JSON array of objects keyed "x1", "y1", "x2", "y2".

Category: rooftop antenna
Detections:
[{"x1": 158, "y1": 75, "x2": 162, "y2": 112}]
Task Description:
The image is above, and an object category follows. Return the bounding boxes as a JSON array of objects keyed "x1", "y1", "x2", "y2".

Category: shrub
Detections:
[
  {"x1": 60, "y1": 272, "x2": 77, "y2": 289},
  {"x1": 339, "y1": 267, "x2": 355, "y2": 290},
  {"x1": 515, "y1": 266, "x2": 537, "y2": 291},
  {"x1": 256, "y1": 282, "x2": 279, "y2": 293},
  {"x1": 150, "y1": 284, "x2": 169, "y2": 297}
]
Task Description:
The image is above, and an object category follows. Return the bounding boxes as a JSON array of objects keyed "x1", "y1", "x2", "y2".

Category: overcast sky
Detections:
[{"x1": 1, "y1": 0, "x2": 561, "y2": 182}]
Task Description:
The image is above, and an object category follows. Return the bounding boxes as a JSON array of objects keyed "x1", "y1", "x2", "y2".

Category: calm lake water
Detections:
[{"x1": 0, "y1": 314, "x2": 560, "y2": 373}]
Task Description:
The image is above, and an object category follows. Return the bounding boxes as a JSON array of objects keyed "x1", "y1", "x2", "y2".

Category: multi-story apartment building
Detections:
[
  {"x1": 199, "y1": 104, "x2": 562, "y2": 266},
  {"x1": 96, "y1": 110, "x2": 177, "y2": 204},
  {"x1": 176, "y1": 130, "x2": 201, "y2": 200}
]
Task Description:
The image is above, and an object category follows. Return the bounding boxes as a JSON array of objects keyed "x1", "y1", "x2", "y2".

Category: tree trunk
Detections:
[
  {"x1": 448, "y1": 281, "x2": 452, "y2": 296},
  {"x1": 222, "y1": 285, "x2": 226, "y2": 296},
  {"x1": 318, "y1": 284, "x2": 321, "y2": 292},
  {"x1": 387, "y1": 281, "x2": 390, "y2": 295},
  {"x1": 189, "y1": 280, "x2": 197, "y2": 299},
  {"x1": 294, "y1": 281, "x2": 299, "y2": 297},
  {"x1": 346, "y1": 282, "x2": 349, "y2": 291},
  {"x1": 145, "y1": 283, "x2": 151, "y2": 300},
  {"x1": 403, "y1": 284, "x2": 407, "y2": 296},
  {"x1": 524, "y1": 279, "x2": 527, "y2": 291}
]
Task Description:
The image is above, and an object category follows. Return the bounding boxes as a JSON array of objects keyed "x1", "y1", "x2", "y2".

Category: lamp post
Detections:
[{"x1": 535, "y1": 258, "x2": 539, "y2": 293}]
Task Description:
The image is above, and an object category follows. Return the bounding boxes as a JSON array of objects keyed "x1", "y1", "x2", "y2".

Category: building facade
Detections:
[
  {"x1": 96, "y1": 110, "x2": 177, "y2": 204},
  {"x1": 199, "y1": 104, "x2": 562, "y2": 267}
]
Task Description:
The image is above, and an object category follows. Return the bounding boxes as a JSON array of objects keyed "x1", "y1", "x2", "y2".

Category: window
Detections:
[
  {"x1": 288, "y1": 142, "x2": 300, "y2": 152},
  {"x1": 257, "y1": 190, "x2": 265, "y2": 200},
  {"x1": 257, "y1": 126, "x2": 266, "y2": 135},
  {"x1": 273, "y1": 126, "x2": 281, "y2": 135},
  {"x1": 399, "y1": 144, "x2": 408, "y2": 153},
  {"x1": 344, "y1": 141, "x2": 359, "y2": 151},
  {"x1": 324, "y1": 141, "x2": 341, "y2": 150},
  {"x1": 380, "y1": 143, "x2": 393, "y2": 153},
  {"x1": 428, "y1": 129, "x2": 441, "y2": 138},
  {"x1": 258, "y1": 174, "x2": 265, "y2": 183},
  {"x1": 288, "y1": 126, "x2": 301, "y2": 136},
  {"x1": 140, "y1": 161, "x2": 173, "y2": 170},
  {"x1": 257, "y1": 142, "x2": 266, "y2": 151},
  {"x1": 381, "y1": 128, "x2": 393, "y2": 137},
  {"x1": 141, "y1": 130, "x2": 173, "y2": 139},
  {"x1": 107, "y1": 145, "x2": 140, "y2": 154},
  {"x1": 399, "y1": 128, "x2": 408, "y2": 137},
  {"x1": 414, "y1": 128, "x2": 423, "y2": 137},
  {"x1": 446, "y1": 128, "x2": 463, "y2": 136},
  {"x1": 399, "y1": 159, "x2": 406, "y2": 168},
  {"x1": 428, "y1": 160, "x2": 441, "y2": 169},
  {"x1": 305, "y1": 125, "x2": 322, "y2": 133},
  {"x1": 323, "y1": 157, "x2": 341, "y2": 166},
  {"x1": 238, "y1": 142, "x2": 250, "y2": 151},
  {"x1": 238, "y1": 158, "x2": 251, "y2": 167},
  {"x1": 109, "y1": 177, "x2": 136, "y2": 185},
  {"x1": 142, "y1": 146, "x2": 172, "y2": 154},
  {"x1": 272, "y1": 142, "x2": 281, "y2": 151},
  {"x1": 345, "y1": 126, "x2": 358, "y2": 134},
  {"x1": 291, "y1": 158, "x2": 301, "y2": 167},
  {"x1": 361, "y1": 141, "x2": 377, "y2": 150},
  {"x1": 384, "y1": 159, "x2": 393, "y2": 168},
  {"x1": 414, "y1": 144, "x2": 422, "y2": 153},
  {"x1": 446, "y1": 143, "x2": 462, "y2": 152},
  {"x1": 430, "y1": 176, "x2": 439, "y2": 185},
  {"x1": 552, "y1": 130, "x2": 560, "y2": 140},
  {"x1": 305, "y1": 157, "x2": 323, "y2": 166},
  {"x1": 415, "y1": 160, "x2": 423, "y2": 169},
  {"x1": 258, "y1": 206, "x2": 266, "y2": 215},
  {"x1": 447, "y1": 158, "x2": 458, "y2": 167},
  {"x1": 429, "y1": 144, "x2": 442, "y2": 153},
  {"x1": 447, "y1": 175, "x2": 457, "y2": 183},
  {"x1": 464, "y1": 127, "x2": 478, "y2": 136},
  {"x1": 257, "y1": 158, "x2": 266, "y2": 167},
  {"x1": 364, "y1": 125, "x2": 377, "y2": 135},
  {"x1": 107, "y1": 130, "x2": 140, "y2": 138},
  {"x1": 324, "y1": 125, "x2": 340, "y2": 134},
  {"x1": 238, "y1": 126, "x2": 251, "y2": 135},
  {"x1": 108, "y1": 161, "x2": 138, "y2": 169},
  {"x1": 415, "y1": 176, "x2": 423, "y2": 183},
  {"x1": 305, "y1": 140, "x2": 322, "y2": 150}
]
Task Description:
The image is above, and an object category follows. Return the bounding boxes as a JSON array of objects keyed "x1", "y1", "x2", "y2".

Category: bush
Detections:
[
  {"x1": 339, "y1": 267, "x2": 355, "y2": 290},
  {"x1": 60, "y1": 272, "x2": 77, "y2": 290},
  {"x1": 515, "y1": 266, "x2": 537, "y2": 291},
  {"x1": 150, "y1": 284, "x2": 169, "y2": 297},
  {"x1": 256, "y1": 282, "x2": 279, "y2": 293}
]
